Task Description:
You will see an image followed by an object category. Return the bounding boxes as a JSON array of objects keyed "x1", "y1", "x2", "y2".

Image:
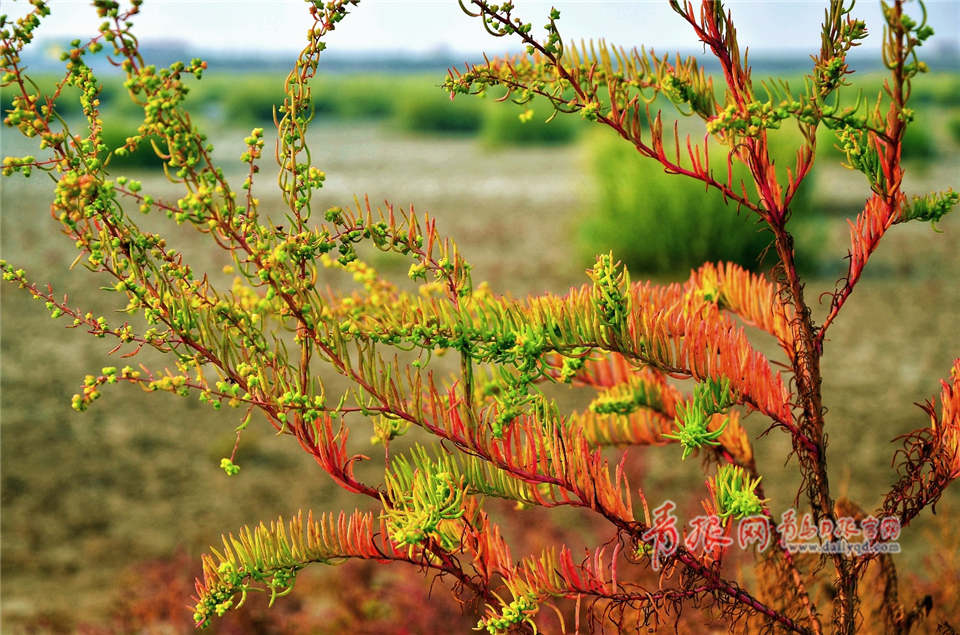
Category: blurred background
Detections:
[{"x1": 2, "y1": 0, "x2": 959, "y2": 632}]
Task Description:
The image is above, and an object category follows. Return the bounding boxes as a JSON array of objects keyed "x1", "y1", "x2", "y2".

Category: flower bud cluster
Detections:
[
  {"x1": 385, "y1": 467, "x2": 466, "y2": 552},
  {"x1": 664, "y1": 377, "x2": 735, "y2": 459},
  {"x1": 712, "y1": 464, "x2": 767, "y2": 519},
  {"x1": 477, "y1": 594, "x2": 537, "y2": 634}
]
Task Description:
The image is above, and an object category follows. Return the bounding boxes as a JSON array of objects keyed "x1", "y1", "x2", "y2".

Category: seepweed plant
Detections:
[{"x1": 1, "y1": 0, "x2": 959, "y2": 633}]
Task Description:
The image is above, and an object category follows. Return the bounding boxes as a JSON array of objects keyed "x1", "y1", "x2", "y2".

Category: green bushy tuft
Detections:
[
  {"x1": 578, "y1": 128, "x2": 820, "y2": 275},
  {"x1": 332, "y1": 76, "x2": 398, "y2": 119},
  {"x1": 393, "y1": 91, "x2": 484, "y2": 135},
  {"x1": 101, "y1": 122, "x2": 165, "y2": 170},
  {"x1": 947, "y1": 111, "x2": 960, "y2": 145},
  {"x1": 900, "y1": 121, "x2": 937, "y2": 160},
  {"x1": 912, "y1": 73, "x2": 960, "y2": 107},
  {"x1": 221, "y1": 80, "x2": 287, "y2": 124},
  {"x1": 480, "y1": 101, "x2": 582, "y2": 147}
]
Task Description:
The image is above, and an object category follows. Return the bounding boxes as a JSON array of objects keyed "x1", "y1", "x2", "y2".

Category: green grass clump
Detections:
[
  {"x1": 393, "y1": 89, "x2": 484, "y2": 135},
  {"x1": 205, "y1": 74, "x2": 450, "y2": 126},
  {"x1": 97, "y1": 79, "x2": 147, "y2": 119},
  {"x1": 332, "y1": 76, "x2": 398, "y2": 119},
  {"x1": 578, "y1": 129, "x2": 820, "y2": 275},
  {"x1": 100, "y1": 122, "x2": 165, "y2": 170},
  {"x1": 947, "y1": 111, "x2": 960, "y2": 145},
  {"x1": 480, "y1": 100, "x2": 582, "y2": 147},
  {"x1": 220, "y1": 79, "x2": 287, "y2": 125},
  {"x1": 911, "y1": 73, "x2": 960, "y2": 107},
  {"x1": 899, "y1": 121, "x2": 937, "y2": 160}
]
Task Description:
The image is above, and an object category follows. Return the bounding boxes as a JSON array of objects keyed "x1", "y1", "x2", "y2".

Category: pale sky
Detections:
[{"x1": 7, "y1": 0, "x2": 959, "y2": 55}]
